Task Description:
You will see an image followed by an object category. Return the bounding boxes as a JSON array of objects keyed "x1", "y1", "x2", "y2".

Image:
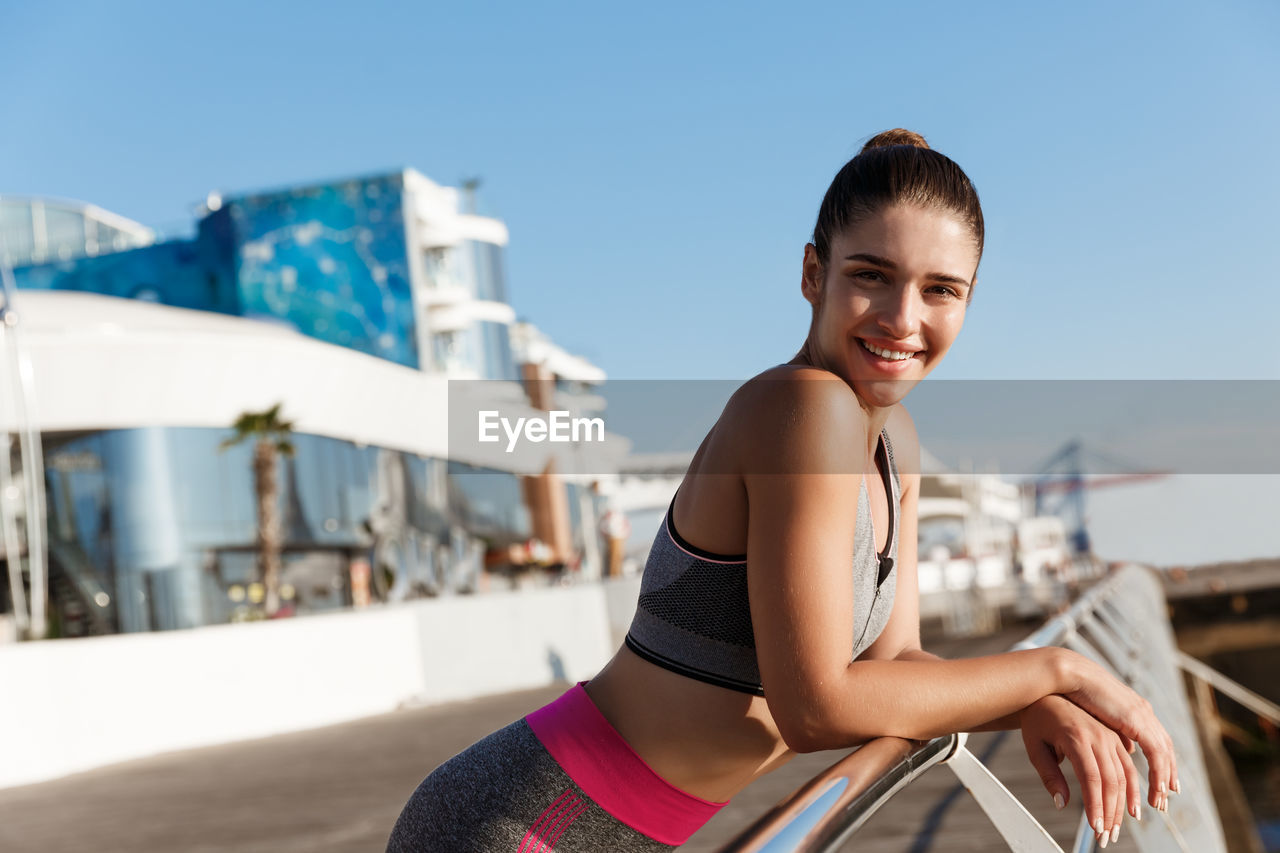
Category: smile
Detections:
[{"x1": 858, "y1": 339, "x2": 921, "y2": 362}]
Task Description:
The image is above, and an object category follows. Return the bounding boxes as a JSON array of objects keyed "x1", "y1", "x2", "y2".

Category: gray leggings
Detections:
[{"x1": 386, "y1": 718, "x2": 678, "y2": 852}]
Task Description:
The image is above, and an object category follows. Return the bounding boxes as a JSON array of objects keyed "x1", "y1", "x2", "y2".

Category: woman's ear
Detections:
[{"x1": 801, "y1": 243, "x2": 824, "y2": 307}]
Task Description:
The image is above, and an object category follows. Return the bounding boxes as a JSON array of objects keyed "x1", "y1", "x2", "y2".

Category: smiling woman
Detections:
[{"x1": 386, "y1": 131, "x2": 1180, "y2": 852}]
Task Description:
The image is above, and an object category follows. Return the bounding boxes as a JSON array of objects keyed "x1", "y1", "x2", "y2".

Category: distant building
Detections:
[
  {"x1": 0, "y1": 196, "x2": 155, "y2": 268},
  {"x1": 7, "y1": 171, "x2": 519, "y2": 377},
  {"x1": 0, "y1": 172, "x2": 619, "y2": 638}
]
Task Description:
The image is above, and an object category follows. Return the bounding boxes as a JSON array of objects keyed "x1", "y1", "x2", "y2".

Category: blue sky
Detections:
[
  {"x1": 5, "y1": 0, "x2": 1277, "y2": 380},
  {"x1": 4, "y1": 0, "x2": 1278, "y2": 561}
]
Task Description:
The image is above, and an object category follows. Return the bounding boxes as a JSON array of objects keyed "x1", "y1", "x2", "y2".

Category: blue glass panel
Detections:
[
  {"x1": 10, "y1": 237, "x2": 238, "y2": 315},
  {"x1": 446, "y1": 461, "x2": 531, "y2": 546},
  {"x1": 476, "y1": 320, "x2": 516, "y2": 381},
  {"x1": 0, "y1": 201, "x2": 35, "y2": 265},
  {"x1": 44, "y1": 434, "x2": 119, "y2": 634},
  {"x1": 469, "y1": 240, "x2": 508, "y2": 304},
  {"x1": 42, "y1": 207, "x2": 86, "y2": 259},
  {"x1": 228, "y1": 173, "x2": 418, "y2": 368}
]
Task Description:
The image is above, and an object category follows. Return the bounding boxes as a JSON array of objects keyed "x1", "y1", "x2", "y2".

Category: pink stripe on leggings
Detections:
[
  {"x1": 525, "y1": 681, "x2": 727, "y2": 846},
  {"x1": 519, "y1": 790, "x2": 579, "y2": 853},
  {"x1": 544, "y1": 798, "x2": 588, "y2": 851}
]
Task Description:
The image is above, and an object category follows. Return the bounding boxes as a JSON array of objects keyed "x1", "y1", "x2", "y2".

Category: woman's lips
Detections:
[{"x1": 856, "y1": 338, "x2": 922, "y2": 374}]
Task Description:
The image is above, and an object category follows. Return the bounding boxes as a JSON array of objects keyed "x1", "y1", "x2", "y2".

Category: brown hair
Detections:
[{"x1": 811, "y1": 128, "x2": 984, "y2": 268}]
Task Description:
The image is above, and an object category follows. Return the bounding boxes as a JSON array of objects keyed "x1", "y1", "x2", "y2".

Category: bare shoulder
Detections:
[{"x1": 724, "y1": 365, "x2": 869, "y2": 476}]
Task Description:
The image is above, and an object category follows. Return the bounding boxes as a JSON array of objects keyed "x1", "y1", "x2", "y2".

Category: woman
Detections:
[{"x1": 387, "y1": 129, "x2": 1179, "y2": 852}]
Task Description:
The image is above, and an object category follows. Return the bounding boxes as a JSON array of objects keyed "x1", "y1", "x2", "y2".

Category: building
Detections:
[
  {"x1": 0, "y1": 173, "x2": 621, "y2": 639},
  {"x1": 0, "y1": 196, "x2": 155, "y2": 269}
]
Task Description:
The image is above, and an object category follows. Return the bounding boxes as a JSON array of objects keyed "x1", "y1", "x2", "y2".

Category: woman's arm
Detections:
[
  {"x1": 866, "y1": 410, "x2": 1031, "y2": 732},
  {"x1": 735, "y1": 375, "x2": 1176, "y2": 802},
  {"x1": 739, "y1": 377, "x2": 1071, "y2": 746}
]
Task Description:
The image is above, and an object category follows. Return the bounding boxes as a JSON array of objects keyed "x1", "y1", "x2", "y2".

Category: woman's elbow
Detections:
[
  {"x1": 776, "y1": 720, "x2": 826, "y2": 754},
  {"x1": 773, "y1": 705, "x2": 873, "y2": 754}
]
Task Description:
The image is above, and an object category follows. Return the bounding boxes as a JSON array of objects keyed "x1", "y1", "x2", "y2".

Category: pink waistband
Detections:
[{"x1": 525, "y1": 681, "x2": 727, "y2": 845}]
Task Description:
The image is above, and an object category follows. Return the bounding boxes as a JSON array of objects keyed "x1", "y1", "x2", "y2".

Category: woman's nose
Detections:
[{"x1": 877, "y1": 287, "x2": 920, "y2": 338}]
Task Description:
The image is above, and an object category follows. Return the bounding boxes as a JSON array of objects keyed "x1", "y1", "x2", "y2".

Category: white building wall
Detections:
[{"x1": 0, "y1": 582, "x2": 624, "y2": 790}]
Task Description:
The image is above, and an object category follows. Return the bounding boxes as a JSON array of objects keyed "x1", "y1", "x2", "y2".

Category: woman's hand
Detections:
[
  {"x1": 1020, "y1": 695, "x2": 1142, "y2": 847},
  {"x1": 1052, "y1": 650, "x2": 1179, "y2": 813}
]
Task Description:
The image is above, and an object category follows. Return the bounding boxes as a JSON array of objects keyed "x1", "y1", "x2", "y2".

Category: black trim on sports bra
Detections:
[
  {"x1": 624, "y1": 634, "x2": 766, "y2": 696},
  {"x1": 874, "y1": 432, "x2": 896, "y2": 585},
  {"x1": 665, "y1": 492, "x2": 747, "y2": 563}
]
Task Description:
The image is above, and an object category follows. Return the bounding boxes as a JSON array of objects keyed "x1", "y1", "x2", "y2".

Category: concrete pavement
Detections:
[{"x1": 0, "y1": 627, "x2": 1098, "y2": 852}]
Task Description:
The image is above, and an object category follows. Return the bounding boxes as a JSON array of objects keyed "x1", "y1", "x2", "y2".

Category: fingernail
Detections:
[
  {"x1": 1172, "y1": 779, "x2": 1180, "y2": 794},
  {"x1": 1053, "y1": 792, "x2": 1065, "y2": 810},
  {"x1": 1099, "y1": 832, "x2": 1109, "y2": 849},
  {"x1": 1111, "y1": 825, "x2": 1120, "y2": 844},
  {"x1": 1137, "y1": 804, "x2": 1142, "y2": 822},
  {"x1": 1094, "y1": 819, "x2": 1104, "y2": 836}
]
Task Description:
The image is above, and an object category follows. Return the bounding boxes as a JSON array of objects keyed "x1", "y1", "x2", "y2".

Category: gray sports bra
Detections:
[{"x1": 624, "y1": 430, "x2": 901, "y2": 696}]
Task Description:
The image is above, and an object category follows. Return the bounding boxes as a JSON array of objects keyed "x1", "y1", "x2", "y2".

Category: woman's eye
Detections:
[
  {"x1": 853, "y1": 270, "x2": 884, "y2": 282},
  {"x1": 927, "y1": 285, "x2": 959, "y2": 298}
]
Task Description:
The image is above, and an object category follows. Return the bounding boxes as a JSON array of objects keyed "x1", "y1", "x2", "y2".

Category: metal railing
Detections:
[{"x1": 717, "y1": 564, "x2": 1269, "y2": 852}]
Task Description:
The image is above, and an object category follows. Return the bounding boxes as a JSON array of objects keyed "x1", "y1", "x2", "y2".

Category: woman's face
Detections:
[{"x1": 802, "y1": 204, "x2": 978, "y2": 410}]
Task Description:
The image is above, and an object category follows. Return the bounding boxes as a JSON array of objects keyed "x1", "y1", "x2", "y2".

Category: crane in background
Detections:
[{"x1": 1029, "y1": 439, "x2": 1169, "y2": 557}]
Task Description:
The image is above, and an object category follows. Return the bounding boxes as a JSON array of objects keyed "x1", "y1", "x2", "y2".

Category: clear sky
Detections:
[{"x1": 4, "y1": 0, "x2": 1278, "y2": 562}]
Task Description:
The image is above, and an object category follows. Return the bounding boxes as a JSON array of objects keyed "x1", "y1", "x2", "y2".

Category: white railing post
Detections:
[{"x1": 943, "y1": 736, "x2": 1064, "y2": 852}]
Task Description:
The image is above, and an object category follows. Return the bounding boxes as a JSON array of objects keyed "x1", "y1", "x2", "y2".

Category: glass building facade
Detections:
[
  {"x1": 10, "y1": 236, "x2": 238, "y2": 315},
  {"x1": 9, "y1": 172, "x2": 514, "y2": 373},
  {"x1": 0, "y1": 197, "x2": 155, "y2": 268},
  {"x1": 44, "y1": 428, "x2": 533, "y2": 635}
]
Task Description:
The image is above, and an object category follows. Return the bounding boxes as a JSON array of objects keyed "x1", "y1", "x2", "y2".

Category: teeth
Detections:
[{"x1": 861, "y1": 340, "x2": 915, "y2": 361}]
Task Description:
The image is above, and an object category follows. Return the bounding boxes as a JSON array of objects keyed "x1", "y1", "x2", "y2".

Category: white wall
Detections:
[
  {"x1": 0, "y1": 582, "x2": 623, "y2": 790},
  {"x1": 601, "y1": 574, "x2": 643, "y2": 647}
]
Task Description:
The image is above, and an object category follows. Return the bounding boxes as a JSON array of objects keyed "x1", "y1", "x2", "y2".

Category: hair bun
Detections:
[{"x1": 861, "y1": 128, "x2": 930, "y2": 152}]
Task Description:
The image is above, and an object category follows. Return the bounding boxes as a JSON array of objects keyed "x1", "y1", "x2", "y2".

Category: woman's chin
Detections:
[{"x1": 850, "y1": 376, "x2": 919, "y2": 410}]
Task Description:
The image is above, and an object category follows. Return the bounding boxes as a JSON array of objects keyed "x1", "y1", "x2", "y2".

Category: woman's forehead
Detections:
[{"x1": 831, "y1": 206, "x2": 979, "y2": 279}]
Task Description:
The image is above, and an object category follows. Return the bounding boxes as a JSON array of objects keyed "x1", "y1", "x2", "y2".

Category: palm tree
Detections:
[{"x1": 220, "y1": 404, "x2": 295, "y2": 617}]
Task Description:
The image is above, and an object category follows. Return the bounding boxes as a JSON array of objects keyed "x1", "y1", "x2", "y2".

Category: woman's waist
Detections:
[{"x1": 578, "y1": 646, "x2": 797, "y2": 802}]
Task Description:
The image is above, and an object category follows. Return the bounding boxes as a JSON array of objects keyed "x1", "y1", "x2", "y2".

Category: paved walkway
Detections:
[{"x1": 0, "y1": 626, "x2": 1120, "y2": 852}]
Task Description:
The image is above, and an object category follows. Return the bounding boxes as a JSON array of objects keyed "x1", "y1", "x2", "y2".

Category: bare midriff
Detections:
[{"x1": 582, "y1": 644, "x2": 797, "y2": 804}]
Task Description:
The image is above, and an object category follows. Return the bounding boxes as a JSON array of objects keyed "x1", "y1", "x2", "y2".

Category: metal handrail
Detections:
[
  {"x1": 1177, "y1": 651, "x2": 1280, "y2": 725},
  {"x1": 716, "y1": 565, "x2": 1233, "y2": 852},
  {"x1": 718, "y1": 734, "x2": 959, "y2": 852}
]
